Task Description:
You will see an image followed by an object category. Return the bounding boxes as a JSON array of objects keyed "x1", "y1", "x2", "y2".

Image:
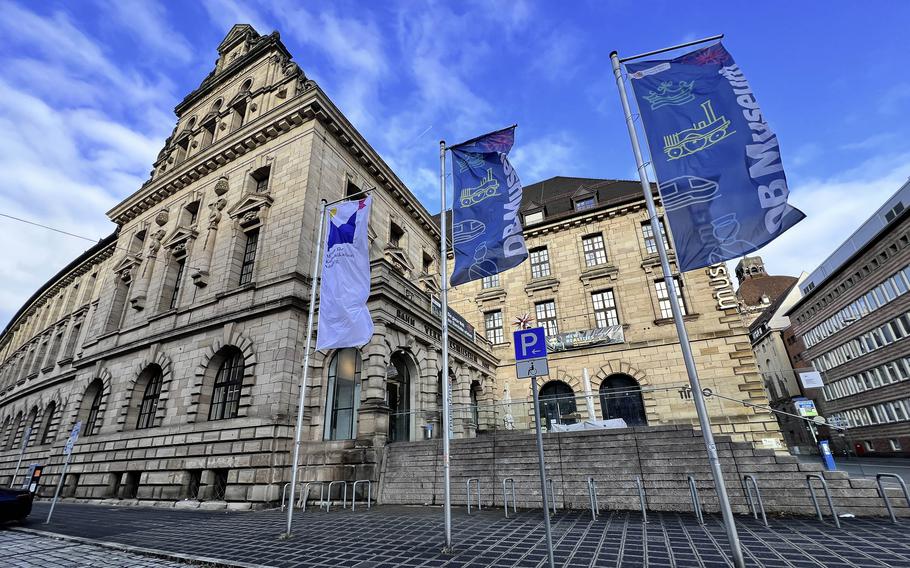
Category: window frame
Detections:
[
  {"x1": 592, "y1": 289, "x2": 620, "y2": 328},
  {"x1": 641, "y1": 218, "x2": 670, "y2": 254},
  {"x1": 529, "y1": 247, "x2": 551, "y2": 279},
  {"x1": 484, "y1": 310, "x2": 504, "y2": 344},
  {"x1": 655, "y1": 277, "x2": 687, "y2": 319},
  {"x1": 208, "y1": 350, "x2": 245, "y2": 421},
  {"x1": 581, "y1": 233, "x2": 608, "y2": 267},
  {"x1": 535, "y1": 300, "x2": 559, "y2": 336},
  {"x1": 238, "y1": 228, "x2": 259, "y2": 285},
  {"x1": 136, "y1": 372, "x2": 163, "y2": 430}
]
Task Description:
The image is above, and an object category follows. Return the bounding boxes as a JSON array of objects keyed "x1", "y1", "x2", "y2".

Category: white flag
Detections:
[{"x1": 316, "y1": 196, "x2": 374, "y2": 350}]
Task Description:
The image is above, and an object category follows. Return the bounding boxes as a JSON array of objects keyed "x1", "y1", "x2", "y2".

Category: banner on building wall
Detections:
[
  {"x1": 626, "y1": 43, "x2": 805, "y2": 271},
  {"x1": 449, "y1": 126, "x2": 528, "y2": 286},
  {"x1": 546, "y1": 325, "x2": 624, "y2": 353},
  {"x1": 316, "y1": 197, "x2": 374, "y2": 350}
]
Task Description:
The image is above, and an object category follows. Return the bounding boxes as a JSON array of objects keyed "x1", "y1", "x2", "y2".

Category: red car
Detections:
[{"x1": 0, "y1": 487, "x2": 33, "y2": 522}]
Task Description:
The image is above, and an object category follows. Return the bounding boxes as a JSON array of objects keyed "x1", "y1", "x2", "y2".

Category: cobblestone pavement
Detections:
[
  {"x1": 0, "y1": 529, "x2": 192, "y2": 567},
  {"x1": 13, "y1": 501, "x2": 910, "y2": 568}
]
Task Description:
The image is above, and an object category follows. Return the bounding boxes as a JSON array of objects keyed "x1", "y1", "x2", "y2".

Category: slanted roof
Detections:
[{"x1": 749, "y1": 280, "x2": 798, "y2": 333}]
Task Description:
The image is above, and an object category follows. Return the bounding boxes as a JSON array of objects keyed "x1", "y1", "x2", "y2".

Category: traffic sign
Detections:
[
  {"x1": 514, "y1": 327, "x2": 547, "y2": 361},
  {"x1": 63, "y1": 421, "x2": 82, "y2": 456},
  {"x1": 516, "y1": 357, "x2": 549, "y2": 379}
]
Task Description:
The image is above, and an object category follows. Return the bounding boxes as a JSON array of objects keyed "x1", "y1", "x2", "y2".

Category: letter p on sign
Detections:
[{"x1": 514, "y1": 327, "x2": 547, "y2": 361}]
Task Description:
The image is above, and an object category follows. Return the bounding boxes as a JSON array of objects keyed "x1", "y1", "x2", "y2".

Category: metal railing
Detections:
[
  {"x1": 876, "y1": 473, "x2": 910, "y2": 524},
  {"x1": 326, "y1": 480, "x2": 348, "y2": 512},
  {"x1": 546, "y1": 478, "x2": 557, "y2": 514},
  {"x1": 466, "y1": 478, "x2": 481, "y2": 514},
  {"x1": 636, "y1": 476, "x2": 648, "y2": 524},
  {"x1": 806, "y1": 474, "x2": 840, "y2": 528},
  {"x1": 687, "y1": 476, "x2": 704, "y2": 524},
  {"x1": 502, "y1": 478, "x2": 516, "y2": 518},
  {"x1": 280, "y1": 481, "x2": 303, "y2": 512},
  {"x1": 742, "y1": 475, "x2": 768, "y2": 527},
  {"x1": 301, "y1": 481, "x2": 326, "y2": 512},
  {"x1": 352, "y1": 480, "x2": 372, "y2": 511},
  {"x1": 586, "y1": 477, "x2": 600, "y2": 520}
]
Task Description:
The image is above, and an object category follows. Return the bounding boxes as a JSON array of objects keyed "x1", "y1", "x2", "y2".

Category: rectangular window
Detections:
[
  {"x1": 422, "y1": 252, "x2": 433, "y2": 275},
  {"x1": 592, "y1": 290, "x2": 619, "y2": 328},
  {"x1": 389, "y1": 222, "x2": 404, "y2": 247},
  {"x1": 169, "y1": 259, "x2": 185, "y2": 310},
  {"x1": 201, "y1": 120, "x2": 216, "y2": 149},
  {"x1": 535, "y1": 300, "x2": 559, "y2": 336},
  {"x1": 484, "y1": 310, "x2": 504, "y2": 344},
  {"x1": 524, "y1": 211, "x2": 544, "y2": 225},
  {"x1": 238, "y1": 229, "x2": 259, "y2": 285},
  {"x1": 581, "y1": 234, "x2": 607, "y2": 267},
  {"x1": 641, "y1": 219, "x2": 670, "y2": 254},
  {"x1": 481, "y1": 273, "x2": 500, "y2": 289},
  {"x1": 890, "y1": 439, "x2": 902, "y2": 451},
  {"x1": 530, "y1": 247, "x2": 551, "y2": 278},
  {"x1": 574, "y1": 196, "x2": 596, "y2": 211},
  {"x1": 655, "y1": 277, "x2": 686, "y2": 319},
  {"x1": 252, "y1": 167, "x2": 270, "y2": 193}
]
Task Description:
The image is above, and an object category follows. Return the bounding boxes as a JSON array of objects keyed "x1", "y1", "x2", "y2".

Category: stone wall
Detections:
[{"x1": 379, "y1": 425, "x2": 910, "y2": 518}]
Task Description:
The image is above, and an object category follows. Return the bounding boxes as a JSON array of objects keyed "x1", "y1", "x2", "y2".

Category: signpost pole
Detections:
[
  {"x1": 610, "y1": 50, "x2": 745, "y2": 568},
  {"x1": 46, "y1": 421, "x2": 80, "y2": 524},
  {"x1": 10, "y1": 426, "x2": 31, "y2": 487},
  {"x1": 530, "y1": 371, "x2": 556, "y2": 568}
]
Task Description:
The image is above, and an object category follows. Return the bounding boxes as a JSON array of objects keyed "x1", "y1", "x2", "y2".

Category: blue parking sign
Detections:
[{"x1": 514, "y1": 328, "x2": 547, "y2": 361}]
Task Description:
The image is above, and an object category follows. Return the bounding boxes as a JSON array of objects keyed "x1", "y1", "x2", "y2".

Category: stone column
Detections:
[
  {"x1": 356, "y1": 323, "x2": 390, "y2": 448},
  {"x1": 191, "y1": 177, "x2": 229, "y2": 287}
]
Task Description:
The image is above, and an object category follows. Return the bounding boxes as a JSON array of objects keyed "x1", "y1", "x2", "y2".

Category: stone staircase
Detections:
[{"x1": 378, "y1": 425, "x2": 909, "y2": 518}]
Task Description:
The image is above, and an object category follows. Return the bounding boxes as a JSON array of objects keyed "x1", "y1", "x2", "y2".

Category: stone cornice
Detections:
[
  {"x1": 108, "y1": 85, "x2": 441, "y2": 242},
  {"x1": 524, "y1": 200, "x2": 655, "y2": 238}
]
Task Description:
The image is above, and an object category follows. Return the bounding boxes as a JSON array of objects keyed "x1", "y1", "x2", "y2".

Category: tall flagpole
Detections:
[
  {"x1": 610, "y1": 50, "x2": 745, "y2": 568},
  {"x1": 439, "y1": 140, "x2": 454, "y2": 552},
  {"x1": 284, "y1": 198, "x2": 328, "y2": 538}
]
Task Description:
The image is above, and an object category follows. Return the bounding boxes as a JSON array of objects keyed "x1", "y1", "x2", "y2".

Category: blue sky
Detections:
[{"x1": 1, "y1": 0, "x2": 909, "y2": 326}]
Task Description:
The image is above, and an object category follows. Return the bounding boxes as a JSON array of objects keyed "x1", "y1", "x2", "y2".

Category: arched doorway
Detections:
[
  {"x1": 387, "y1": 352, "x2": 411, "y2": 442},
  {"x1": 539, "y1": 381, "x2": 577, "y2": 431},
  {"x1": 599, "y1": 374, "x2": 647, "y2": 426}
]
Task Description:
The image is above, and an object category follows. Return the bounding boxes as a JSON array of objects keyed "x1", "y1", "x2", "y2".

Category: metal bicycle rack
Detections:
[
  {"x1": 502, "y1": 478, "x2": 517, "y2": 519},
  {"x1": 352, "y1": 480, "x2": 372, "y2": 511},
  {"x1": 466, "y1": 478, "x2": 481, "y2": 515},
  {"x1": 806, "y1": 474, "x2": 840, "y2": 528},
  {"x1": 325, "y1": 480, "x2": 348, "y2": 512},
  {"x1": 301, "y1": 481, "x2": 326, "y2": 513},
  {"x1": 280, "y1": 482, "x2": 303, "y2": 512},
  {"x1": 742, "y1": 475, "x2": 768, "y2": 527},
  {"x1": 876, "y1": 473, "x2": 910, "y2": 524},
  {"x1": 636, "y1": 476, "x2": 648, "y2": 524},
  {"x1": 586, "y1": 477, "x2": 600, "y2": 520},
  {"x1": 546, "y1": 478, "x2": 557, "y2": 514},
  {"x1": 687, "y1": 476, "x2": 704, "y2": 525}
]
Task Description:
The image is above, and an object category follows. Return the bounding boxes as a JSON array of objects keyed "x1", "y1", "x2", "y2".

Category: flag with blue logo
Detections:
[
  {"x1": 316, "y1": 196, "x2": 374, "y2": 350},
  {"x1": 626, "y1": 43, "x2": 805, "y2": 271},
  {"x1": 449, "y1": 126, "x2": 528, "y2": 286}
]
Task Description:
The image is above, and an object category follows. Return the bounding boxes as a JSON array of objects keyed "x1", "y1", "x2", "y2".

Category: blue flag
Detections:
[
  {"x1": 450, "y1": 126, "x2": 528, "y2": 286},
  {"x1": 626, "y1": 43, "x2": 805, "y2": 271}
]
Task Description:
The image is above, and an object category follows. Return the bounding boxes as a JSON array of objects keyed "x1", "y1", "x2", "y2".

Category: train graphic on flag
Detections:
[
  {"x1": 662, "y1": 100, "x2": 734, "y2": 161},
  {"x1": 459, "y1": 168, "x2": 501, "y2": 207}
]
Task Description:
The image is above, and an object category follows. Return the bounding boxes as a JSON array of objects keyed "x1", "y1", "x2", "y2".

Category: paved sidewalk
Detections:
[
  {"x1": 0, "y1": 529, "x2": 191, "y2": 567},
  {"x1": 19, "y1": 501, "x2": 910, "y2": 567}
]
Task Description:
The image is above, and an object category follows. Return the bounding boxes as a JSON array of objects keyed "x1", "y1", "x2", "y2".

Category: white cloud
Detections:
[
  {"x1": 103, "y1": 0, "x2": 195, "y2": 64},
  {"x1": 754, "y1": 152, "x2": 910, "y2": 279},
  {"x1": 0, "y1": 3, "x2": 176, "y2": 327},
  {"x1": 510, "y1": 134, "x2": 576, "y2": 183},
  {"x1": 200, "y1": 0, "x2": 271, "y2": 36}
]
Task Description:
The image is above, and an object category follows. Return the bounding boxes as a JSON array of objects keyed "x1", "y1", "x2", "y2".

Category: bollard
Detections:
[
  {"x1": 502, "y1": 478, "x2": 517, "y2": 519},
  {"x1": 742, "y1": 475, "x2": 768, "y2": 527},
  {"x1": 352, "y1": 480, "x2": 372, "y2": 512},
  {"x1": 806, "y1": 474, "x2": 840, "y2": 528},
  {"x1": 467, "y1": 478, "x2": 481, "y2": 515},
  {"x1": 635, "y1": 476, "x2": 648, "y2": 524},
  {"x1": 687, "y1": 476, "x2": 704, "y2": 525},
  {"x1": 326, "y1": 481, "x2": 348, "y2": 512},
  {"x1": 586, "y1": 477, "x2": 599, "y2": 521},
  {"x1": 876, "y1": 473, "x2": 910, "y2": 524},
  {"x1": 301, "y1": 481, "x2": 326, "y2": 513}
]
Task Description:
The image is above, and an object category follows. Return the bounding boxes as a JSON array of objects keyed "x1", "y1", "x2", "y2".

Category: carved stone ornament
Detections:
[
  {"x1": 208, "y1": 198, "x2": 228, "y2": 228},
  {"x1": 214, "y1": 176, "x2": 230, "y2": 196},
  {"x1": 250, "y1": 103, "x2": 258, "y2": 112},
  {"x1": 191, "y1": 141, "x2": 199, "y2": 149},
  {"x1": 220, "y1": 123, "x2": 227, "y2": 131},
  {"x1": 119, "y1": 268, "x2": 133, "y2": 283},
  {"x1": 155, "y1": 210, "x2": 169, "y2": 227},
  {"x1": 240, "y1": 209, "x2": 260, "y2": 227}
]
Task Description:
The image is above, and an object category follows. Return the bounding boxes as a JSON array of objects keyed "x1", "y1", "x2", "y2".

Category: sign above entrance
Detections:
[{"x1": 514, "y1": 327, "x2": 547, "y2": 361}]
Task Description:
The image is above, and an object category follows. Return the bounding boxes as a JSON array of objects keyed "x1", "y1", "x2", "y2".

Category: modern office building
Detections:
[{"x1": 786, "y1": 179, "x2": 910, "y2": 456}]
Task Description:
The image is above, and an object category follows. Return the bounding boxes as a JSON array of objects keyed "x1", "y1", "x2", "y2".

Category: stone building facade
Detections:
[
  {"x1": 446, "y1": 177, "x2": 783, "y2": 447},
  {"x1": 787, "y1": 179, "x2": 910, "y2": 457},
  {"x1": 0, "y1": 25, "x2": 496, "y2": 508}
]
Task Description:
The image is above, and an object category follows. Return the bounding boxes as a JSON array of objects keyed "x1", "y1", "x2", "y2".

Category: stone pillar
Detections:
[
  {"x1": 356, "y1": 324, "x2": 390, "y2": 448},
  {"x1": 129, "y1": 227, "x2": 165, "y2": 310},
  {"x1": 451, "y1": 364, "x2": 472, "y2": 438},
  {"x1": 192, "y1": 177, "x2": 229, "y2": 287}
]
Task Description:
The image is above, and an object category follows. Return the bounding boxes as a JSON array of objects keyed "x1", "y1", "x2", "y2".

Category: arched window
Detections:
[
  {"x1": 80, "y1": 379, "x2": 105, "y2": 436},
  {"x1": 136, "y1": 369, "x2": 163, "y2": 429},
  {"x1": 539, "y1": 381, "x2": 577, "y2": 431},
  {"x1": 0, "y1": 416, "x2": 10, "y2": 449},
  {"x1": 7, "y1": 412, "x2": 23, "y2": 450},
  {"x1": 40, "y1": 401, "x2": 56, "y2": 444},
  {"x1": 209, "y1": 349, "x2": 244, "y2": 421},
  {"x1": 599, "y1": 374, "x2": 647, "y2": 427},
  {"x1": 387, "y1": 352, "x2": 411, "y2": 442},
  {"x1": 324, "y1": 348, "x2": 362, "y2": 440},
  {"x1": 24, "y1": 406, "x2": 38, "y2": 446}
]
